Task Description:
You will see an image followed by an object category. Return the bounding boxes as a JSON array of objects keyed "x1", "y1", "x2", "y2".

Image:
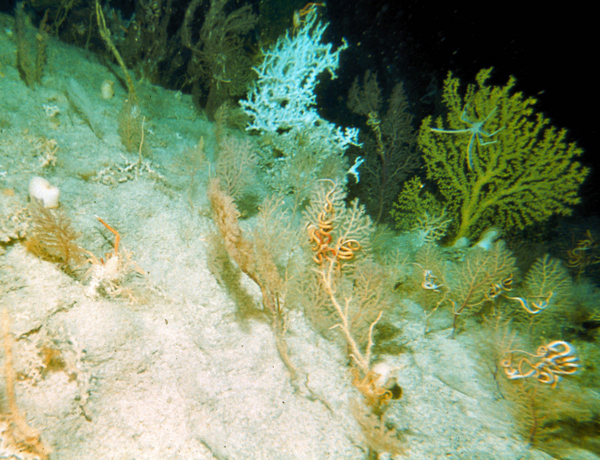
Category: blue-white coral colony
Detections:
[
  {"x1": 240, "y1": 8, "x2": 362, "y2": 181},
  {"x1": 348, "y1": 156, "x2": 365, "y2": 182}
]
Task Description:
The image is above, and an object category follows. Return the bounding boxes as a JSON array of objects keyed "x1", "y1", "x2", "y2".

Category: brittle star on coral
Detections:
[
  {"x1": 430, "y1": 106, "x2": 504, "y2": 170},
  {"x1": 501, "y1": 340, "x2": 580, "y2": 388},
  {"x1": 307, "y1": 182, "x2": 361, "y2": 265}
]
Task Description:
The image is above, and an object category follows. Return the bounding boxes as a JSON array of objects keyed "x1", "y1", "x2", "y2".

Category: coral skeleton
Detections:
[{"x1": 83, "y1": 217, "x2": 144, "y2": 300}]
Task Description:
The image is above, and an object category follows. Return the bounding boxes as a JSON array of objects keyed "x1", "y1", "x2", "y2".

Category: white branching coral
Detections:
[
  {"x1": 241, "y1": 8, "x2": 355, "y2": 140},
  {"x1": 240, "y1": 8, "x2": 360, "y2": 197}
]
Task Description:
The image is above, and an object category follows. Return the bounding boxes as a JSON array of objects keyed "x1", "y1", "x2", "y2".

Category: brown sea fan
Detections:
[{"x1": 25, "y1": 201, "x2": 85, "y2": 273}]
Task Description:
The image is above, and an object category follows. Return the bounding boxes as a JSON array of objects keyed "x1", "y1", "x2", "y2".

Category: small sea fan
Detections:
[{"x1": 25, "y1": 201, "x2": 85, "y2": 273}]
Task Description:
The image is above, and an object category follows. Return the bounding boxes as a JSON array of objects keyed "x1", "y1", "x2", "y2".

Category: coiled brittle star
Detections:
[
  {"x1": 431, "y1": 106, "x2": 504, "y2": 171},
  {"x1": 501, "y1": 340, "x2": 580, "y2": 388},
  {"x1": 307, "y1": 182, "x2": 361, "y2": 265}
]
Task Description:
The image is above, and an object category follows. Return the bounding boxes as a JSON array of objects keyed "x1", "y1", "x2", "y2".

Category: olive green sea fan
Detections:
[{"x1": 415, "y1": 68, "x2": 589, "y2": 244}]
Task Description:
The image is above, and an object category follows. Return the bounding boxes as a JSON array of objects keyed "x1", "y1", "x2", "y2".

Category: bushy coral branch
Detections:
[
  {"x1": 305, "y1": 181, "x2": 381, "y2": 374},
  {"x1": 208, "y1": 179, "x2": 299, "y2": 383},
  {"x1": 182, "y1": 0, "x2": 257, "y2": 115},
  {"x1": 349, "y1": 72, "x2": 419, "y2": 222}
]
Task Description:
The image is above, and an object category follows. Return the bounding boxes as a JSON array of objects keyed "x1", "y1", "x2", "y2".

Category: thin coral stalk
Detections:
[{"x1": 318, "y1": 258, "x2": 382, "y2": 374}]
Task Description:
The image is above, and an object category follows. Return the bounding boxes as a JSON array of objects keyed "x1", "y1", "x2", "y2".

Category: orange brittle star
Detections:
[
  {"x1": 307, "y1": 183, "x2": 360, "y2": 265},
  {"x1": 501, "y1": 340, "x2": 580, "y2": 388}
]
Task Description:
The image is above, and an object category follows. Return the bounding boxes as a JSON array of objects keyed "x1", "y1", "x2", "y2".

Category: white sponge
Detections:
[{"x1": 29, "y1": 176, "x2": 60, "y2": 208}]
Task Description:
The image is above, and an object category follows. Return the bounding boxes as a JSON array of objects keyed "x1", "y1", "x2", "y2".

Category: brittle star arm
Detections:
[{"x1": 430, "y1": 107, "x2": 504, "y2": 170}]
